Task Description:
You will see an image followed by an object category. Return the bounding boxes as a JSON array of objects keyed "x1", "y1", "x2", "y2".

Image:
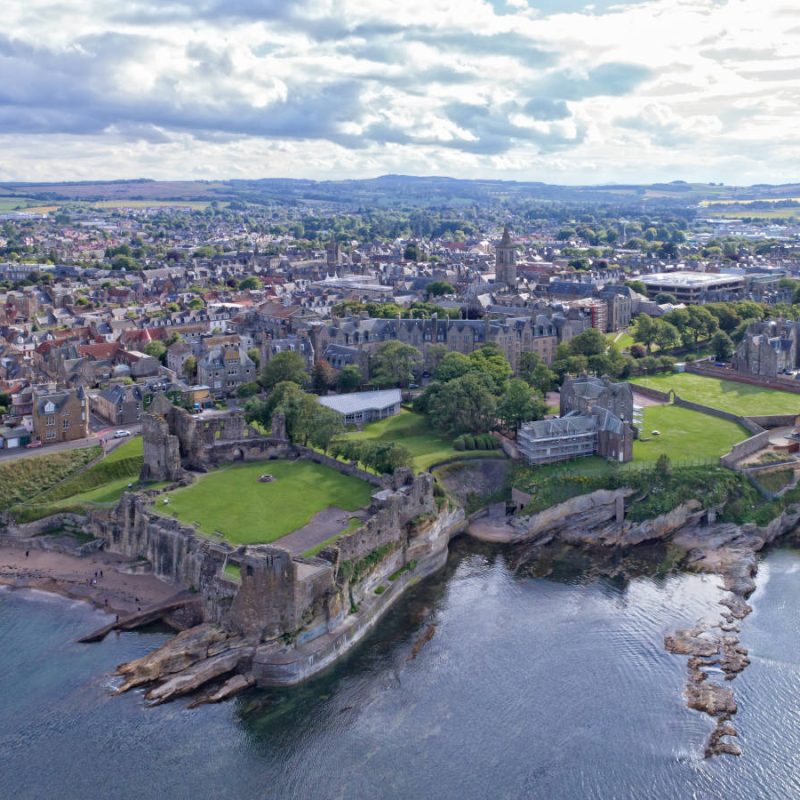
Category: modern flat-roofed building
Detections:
[
  {"x1": 640, "y1": 271, "x2": 744, "y2": 303},
  {"x1": 319, "y1": 388, "x2": 402, "y2": 426}
]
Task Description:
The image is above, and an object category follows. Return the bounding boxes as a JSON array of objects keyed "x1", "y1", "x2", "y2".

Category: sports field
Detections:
[
  {"x1": 161, "y1": 459, "x2": 374, "y2": 544},
  {"x1": 631, "y1": 372, "x2": 800, "y2": 416}
]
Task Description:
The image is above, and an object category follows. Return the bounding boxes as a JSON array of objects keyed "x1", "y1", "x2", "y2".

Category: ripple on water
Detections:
[{"x1": 2, "y1": 547, "x2": 800, "y2": 800}]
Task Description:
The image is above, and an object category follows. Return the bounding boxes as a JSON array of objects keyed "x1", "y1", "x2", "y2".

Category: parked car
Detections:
[
  {"x1": 113, "y1": 430, "x2": 132, "y2": 438},
  {"x1": 26, "y1": 440, "x2": 43, "y2": 448}
]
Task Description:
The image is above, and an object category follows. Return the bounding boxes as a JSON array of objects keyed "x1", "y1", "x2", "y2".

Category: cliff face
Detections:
[{"x1": 102, "y1": 471, "x2": 465, "y2": 691}]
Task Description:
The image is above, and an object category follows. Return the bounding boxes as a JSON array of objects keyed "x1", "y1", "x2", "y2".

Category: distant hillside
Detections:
[{"x1": 4, "y1": 175, "x2": 800, "y2": 209}]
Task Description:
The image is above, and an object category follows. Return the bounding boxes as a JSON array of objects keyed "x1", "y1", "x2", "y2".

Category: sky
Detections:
[{"x1": 2, "y1": 0, "x2": 799, "y2": 184}]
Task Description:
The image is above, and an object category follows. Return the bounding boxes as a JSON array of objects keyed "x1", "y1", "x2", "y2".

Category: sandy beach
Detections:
[{"x1": 0, "y1": 542, "x2": 180, "y2": 615}]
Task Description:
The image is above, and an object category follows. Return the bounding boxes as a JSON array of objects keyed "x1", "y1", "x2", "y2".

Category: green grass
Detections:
[
  {"x1": 303, "y1": 517, "x2": 363, "y2": 558},
  {"x1": 607, "y1": 330, "x2": 636, "y2": 351},
  {"x1": 161, "y1": 460, "x2": 374, "y2": 545},
  {"x1": 631, "y1": 372, "x2": 800, "y2": 416},
  {"x1": 633, "y1": 404, "x2": 748, "y2": 463},
  {"x1": 344, "y1": 409, "x2": 498, "y2": 471},
  {"x1": 754, "y1": 469, "x2": 795, "y2": 495},
  {"x1": 224, "y1": 563, "x2": 242, "y2": 583},
  {"x1": 103, "y1": 436, "x2": 143, "y2": 464},
  {"x1": 0, "y1": 447, "x2": 100, "y2": 510}
]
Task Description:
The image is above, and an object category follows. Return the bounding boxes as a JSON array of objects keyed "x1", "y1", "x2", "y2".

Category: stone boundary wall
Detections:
[
  {"x1": 292, "y1": 446, "x2": 384, "y2": 487},
  {"x1": 686, "y1": 363, "x2": 800, "y2": 395},
  {"x1": 426, "y1": 453, "x2": 506, "y2": 473},
  {"x1": 0, "y1": 511, "x2": 89, "y2": 540},
  {"x1": 748, "y1": 415, "x2": 798, "y2": 429},
  {"x1": 628, "y1": 383, "x2": 672, "y2": 403},
  {"x1": 673, "y1": 397, "x2": 764, "y2": 436},
  {"x1": 720, "y1": 431, "x2": 772, "y2": 468}
]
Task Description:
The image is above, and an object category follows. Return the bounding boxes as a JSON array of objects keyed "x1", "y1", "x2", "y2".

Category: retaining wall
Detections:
[
  {"x1": 686, "y1": 363, "x2": 800, "y2": 395},
  {"x1": 673, "y1": 397, "x2": 764, "y2": 436},
  {"x1": 720, "y1": 431, "x2": 773, "y2": 468},
  {"x1": 628, "y1": 383, "x2": 672, "y2": 403}
]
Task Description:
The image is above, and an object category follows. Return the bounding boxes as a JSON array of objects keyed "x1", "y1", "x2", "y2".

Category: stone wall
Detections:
[
  {"x1": 686, "y1": 363, "x2": 800, "y2": 395},
  {"x1": 628, "y1": 383, "x2": 671, "y2": 403},
  {"x1": 1, "y1": 511, "x2": 89, "y2": 540},
  {"x1": 747, "y1": 415, "x2": 798, "y2": 429},
  {"x1": 720, "y1": 431, "x2": 773, "y2": 468},
  {"x1": 672, "y1": 396, "x2": 764, "y2": 436}
]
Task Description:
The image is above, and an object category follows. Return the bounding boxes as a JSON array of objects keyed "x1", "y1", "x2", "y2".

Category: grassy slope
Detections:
[
  {"x1": 10, "y1": 437, "x2": 153, "y2": 521},
  {"x1": 631, "y1": 372, "x2": 800, "y2": 416},
  {"x1": 633, "y1": 404, "x2": 747, "y2": 463},
  {"x1": 161, "y1": 460, "x2": 374, "y2": 545},
  {"x1": 0, "y1": 447, "x2": 100, "y2": 510},
  {"x1": 344, "y1": 409, "x2": 497, "y2": 471}
]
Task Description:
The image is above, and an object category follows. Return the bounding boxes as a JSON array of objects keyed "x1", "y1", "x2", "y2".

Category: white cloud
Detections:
[{"x1": 1, "y1": 0, "x2": 798, "y2": 183}]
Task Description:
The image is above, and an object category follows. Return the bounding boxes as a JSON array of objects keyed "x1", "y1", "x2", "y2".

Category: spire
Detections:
[{"x1": 500, "y1": 225, "x2": 512, "y2": 246}]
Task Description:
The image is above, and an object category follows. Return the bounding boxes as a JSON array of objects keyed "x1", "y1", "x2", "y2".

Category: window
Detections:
[
  {"x1": 46, "y1": 415, "x2": 55, "y2": 426},
  {"x1": 63, "y1": 419, "x2": 70, "y2": 430},
  {"x1": 46, "y1": 430, "x2": 56, "y2": 440}
]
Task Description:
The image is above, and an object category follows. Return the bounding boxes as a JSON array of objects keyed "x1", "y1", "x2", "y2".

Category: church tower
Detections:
[
  {"x1": 326, "y1": 235, "x2": 341, "y2": 270},
  {"x1": 495, "y1": 225, "x2": 517, "y2": 291}
]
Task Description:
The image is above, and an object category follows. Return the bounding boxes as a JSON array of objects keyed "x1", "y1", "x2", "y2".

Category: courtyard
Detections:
[{"x1": 160, "y1": 459, "x2": 374, "y2": 545}]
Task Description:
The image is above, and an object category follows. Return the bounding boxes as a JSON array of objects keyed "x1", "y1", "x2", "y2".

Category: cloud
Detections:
[{"x1": 1, "y1": 0, "x2": 798, "y2": 183}]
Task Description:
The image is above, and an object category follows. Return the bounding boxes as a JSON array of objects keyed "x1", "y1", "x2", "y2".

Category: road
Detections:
[{"x1": 0, "y1": 423, "x2": 142, "y2": 463}]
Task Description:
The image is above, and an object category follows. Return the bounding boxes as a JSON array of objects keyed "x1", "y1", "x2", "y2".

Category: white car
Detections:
[{"x1": 113, "y1": 430, "x2": 132, "y2": 438}]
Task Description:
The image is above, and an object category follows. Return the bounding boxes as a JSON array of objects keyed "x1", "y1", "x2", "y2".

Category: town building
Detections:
[
  {"x1": 318, "y1": 389, "x2": 402, "y2": 426},
  {"x1": 31, "y1": 386, "x2": 89, "y2": 444},
  {"x1": 733, "y1": 320, "x2": 800, "y2": 377}
]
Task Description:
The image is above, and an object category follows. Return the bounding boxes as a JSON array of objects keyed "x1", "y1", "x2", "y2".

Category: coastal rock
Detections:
[
  {"x1": 664, "y1": 629, "x2": 719, "y2": 658},
  {"x1": 720, "y1": 595, "x2": 753, "y2": 620},
  {"x1": 706, "y1": 721, "x2": 742, "y2": 758},
  {"x1": 145, "y1": 647, "x2": 252, "y2": 704},
  {"x1": 686, "y1": 680, "x2": 737, "y2": 716},
  {"x1": 116, "y1": 624, "x2": 230, "y2": 692}
]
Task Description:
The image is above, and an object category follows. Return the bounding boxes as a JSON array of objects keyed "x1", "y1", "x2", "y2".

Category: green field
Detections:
[
  {"x1": 344, "y1": 409, "x2": 499, "y2": 471},
  {"x1": 161, "y1": 459, "x2": 374, "y2": 544},
  {"x1": 633, "y1": 404, "x2": 747, "y2": 463},
  {"x1": 631, "y1": 372, "x2": 800, "y2": 416},
  {"x1": 606, "y1": 330, "x2": 635, "y2": 350}
]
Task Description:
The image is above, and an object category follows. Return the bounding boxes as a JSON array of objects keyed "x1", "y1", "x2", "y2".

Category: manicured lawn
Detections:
[
  {"x1": 344, "y1": 409, "x2": 498, "y2": 471},
  {"x1": 633, "y1": 404, "x2": 747, "y2": 463},
  {"x1": 161, "y1": 459, "x2": 374, "y2": 544},
  {"x1": 631, "y1": 372, "x2": 800, "y2": 416},
  {"x1": 607, "y1": 330, "x2": 636, "y2": 351}
]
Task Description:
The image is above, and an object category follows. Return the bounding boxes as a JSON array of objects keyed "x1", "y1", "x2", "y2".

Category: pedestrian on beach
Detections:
[
  {"x1": 25, "y1": 550, "x2": 29, "y2": 558},
  {"x1": 100, "y1": 570, "x2": 103, "y2": 578}
]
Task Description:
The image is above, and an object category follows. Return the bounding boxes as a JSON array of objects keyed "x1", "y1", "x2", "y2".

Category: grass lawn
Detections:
[
  {"x1": 606, "y1": 330, "x2": 636, "y2": 351},
  {"x1": 633, "y1": 404, "x2": 747, "y2": 463},
  {"x1": 161, "y1": 459, "x2": 374, "y2": 545},
  {"x1": 104, "y1": 435, "x2": 143, "y2": 463},
  {"x1": 631, "y1": 372, "x2": 800, "y2": 416},
  {"x1": 344, "y1": 409, "x2": 499, "y2": 471}
]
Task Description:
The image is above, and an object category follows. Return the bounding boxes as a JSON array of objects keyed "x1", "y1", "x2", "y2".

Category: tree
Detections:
[
  {"x1": 307, "y1": 405, "x2": 344, "y2": 453},
  {"x1": 435, "y1": 351, "x2": 473, "y2": 383},
  {"x1": 519, "y1": 351, "x2": 556, "y2": 393},
  {"x1": 625, "y1": 280, "x2": 647, "y2": 295},
  {"x1": 337, "y1": 364, "x2": 362, "y2": 393},
  {"x1": 247, "y1": 347, "x2": 261, "y2": 369},
  {"x1": 182, "y1": 355, "x2": 197, "y2": 382},
  {"x1": 468, "y1": 345, "x2": 512, "y2": 393},
  {"x1": 567, "y1": 328, "x2": 607, "y2": 358},
  {"x1": 685, "y1": 306, "x2": 718, "y2": 349},
  {"x1": 238, "y1": 276, "x2": 263, "y2": 291},
  {"x1": 143, "y1": 340, "x2": 167, "y2": 363},
  {"x1": 710, "y1": 330, "x2": 734, "y2": 361},
  {"x1": 655, "y1": 292, "x2": 678, "y2": 305},
  {"x1": 259, "y1": 350, "x2": 308, "y2": 390},
  {"x1": 497, "y1": 379, "x2": 545, "y2": 432},
  {"x1": 632, "y1": 315, "x2": 660, "y2": 354},
  {"x1": 426, "y1": 281, "x2": 455, "y2": 297},
  {"x1": 425, "y1": 343, "x2": 449, "y2": 373},
  {"x1": 427, "y1": 373, "x2": 497, "y2": 435},
  {"x1": 311, "y1": 361, "x2": 335, "y2": 395},
  {"x1": 369, "y1": 341, "x2": 421, "y2": 387},
  {"x1": 653, "y1": 320, "x2": 680, "y2": 352}
]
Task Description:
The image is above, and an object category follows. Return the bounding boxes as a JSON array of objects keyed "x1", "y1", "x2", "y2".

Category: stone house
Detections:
[
  {"x1": 197, "y1": 345, "x2": 256, "y2": 398},
  {"x1": 32, "y1": 386, "x2": 89, "y2": 444},
  {"x1": 92, "y1": 383, "x2": 144, "y2": 426}
]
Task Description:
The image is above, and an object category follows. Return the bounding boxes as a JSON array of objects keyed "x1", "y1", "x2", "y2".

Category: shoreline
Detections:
[{"x1": 0, "y1": 542, "x2": 180, "y2": 616}]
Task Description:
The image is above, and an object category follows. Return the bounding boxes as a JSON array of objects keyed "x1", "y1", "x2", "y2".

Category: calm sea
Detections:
[{"x1": 1, "y1": 539, "x2": 799, "y2": 800}]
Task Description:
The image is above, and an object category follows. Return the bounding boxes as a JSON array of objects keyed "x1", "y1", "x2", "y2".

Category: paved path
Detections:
[
  {"x1": 0, "y1": 424, "x2": 141, "y2": 463},
  {"x1": 277, "y1": 507, "x2": 367, "y2": 556}
]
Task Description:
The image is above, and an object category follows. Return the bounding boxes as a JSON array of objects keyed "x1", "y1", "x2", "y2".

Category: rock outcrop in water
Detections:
[{"x1": 505, "y1": 489, "x2": 800, "y2": 759}]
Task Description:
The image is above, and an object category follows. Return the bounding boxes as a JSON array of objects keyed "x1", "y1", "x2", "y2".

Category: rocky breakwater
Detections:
[
  {"x1": 508, "y1": 488, "x2": 800, "y2": 758},
  {"x1": 106, "y1": 469, "x2": 465, "y2": 702}
]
